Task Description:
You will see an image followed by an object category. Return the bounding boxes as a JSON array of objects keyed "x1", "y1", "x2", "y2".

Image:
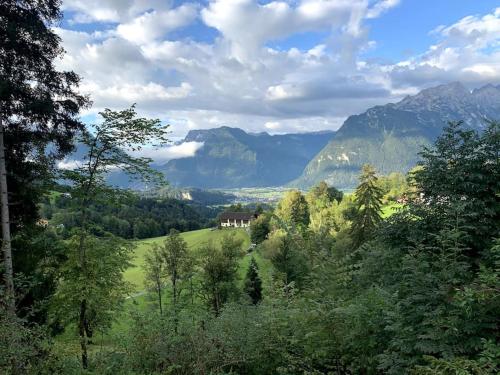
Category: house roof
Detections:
[{"x1": 220, "y1": 212, "x2": 255, "y2": 221}]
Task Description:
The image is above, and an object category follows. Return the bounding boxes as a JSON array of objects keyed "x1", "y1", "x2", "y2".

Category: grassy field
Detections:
[
  {"x1": 55, "y1": 227, "x2": 255, "y2": 350},
  {"x1": 124, "y1": 227, "x2": 251, "y2": 291}
]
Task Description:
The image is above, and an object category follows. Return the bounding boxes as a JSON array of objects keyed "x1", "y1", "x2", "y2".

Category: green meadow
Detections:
[{"x1": 124, "y1": 227, "x2": 252, "y2": 291}]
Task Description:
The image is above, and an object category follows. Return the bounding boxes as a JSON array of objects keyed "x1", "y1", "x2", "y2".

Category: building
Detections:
[{"x1": 219, "y1": 212, "x2": 256, "y2": 228}]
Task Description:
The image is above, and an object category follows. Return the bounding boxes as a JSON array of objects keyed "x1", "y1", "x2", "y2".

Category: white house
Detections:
[{"x1": 219, "y1": 212, "x2": 256, "y2": 228}]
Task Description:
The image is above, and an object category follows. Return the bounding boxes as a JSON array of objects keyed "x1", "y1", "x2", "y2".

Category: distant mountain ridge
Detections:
[
  {"x1": 293, "y1": 82, "x2": 500, "y2": 189},
  {"x1": 159, "y1": 127, "x2": 336, "y2": 188}
]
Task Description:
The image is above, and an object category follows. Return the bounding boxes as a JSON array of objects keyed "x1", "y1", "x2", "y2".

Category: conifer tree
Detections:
[
  {"x1": 244, "y1": 257, "x2": 263, "y2": 304},
  {"x1": 350, "y1": 164, "x2": 384, "y2": 248}
]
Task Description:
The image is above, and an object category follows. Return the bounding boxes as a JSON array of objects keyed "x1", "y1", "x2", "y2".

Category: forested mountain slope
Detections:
[
  {"x1": 160, "y1": 127, "x2": 335, "y2": 188},
  {"x1": 293, "y1": 82, "x2": 500, "y2": 189}
]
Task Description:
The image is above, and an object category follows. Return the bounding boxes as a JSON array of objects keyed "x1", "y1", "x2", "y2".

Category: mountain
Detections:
[
  {"x1": 293, "y1": 82, "x2": 500, "y2": 189},
  {"x1": 159, "y1": 127, "x2": 335, "y2": 188}
]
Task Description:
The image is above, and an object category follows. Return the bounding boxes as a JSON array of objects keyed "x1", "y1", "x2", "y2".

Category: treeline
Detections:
[{"x1": 41, "y1": 193, "x2": 219, "y2": 239}]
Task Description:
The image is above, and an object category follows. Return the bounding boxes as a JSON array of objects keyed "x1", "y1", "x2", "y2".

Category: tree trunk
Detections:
[
  {"x1": 79, "y1": 299, "x2": 89, "y2": 369},
  {"x1": 157, "y1": 280, "x2": 163, "y2": 315},
  {"x1": 172, "y1": 276, "x2": 178, "y2": 332},
  {"x1": 0, "y1": 116, "x2": 14, "y2": 313}
]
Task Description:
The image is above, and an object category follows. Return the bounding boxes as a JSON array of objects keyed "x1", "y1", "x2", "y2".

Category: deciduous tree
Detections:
[
  {"x1": 56, "y1": 106, "x2": 169, "y2": 368},
  {"x1": 143, "y1": 246, "x2": 166, "y2": 315},
  {"x1": 199, "y1": 235, "x2": 243, "y2": 315},
  {"x1": 275, "y1": 190, "x2": 310, "y2": 230}
]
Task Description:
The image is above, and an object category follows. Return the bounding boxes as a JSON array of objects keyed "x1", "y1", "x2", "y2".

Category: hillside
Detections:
[
  {"x1": 124, "y1": 228, "x2": 252, "y2": 291},
  {"x1": 160, "y1": 127, "x2": 335, "y2": 188},
  {"x1": 293, "y1": 82, "x2": 500, "y2": 189}
]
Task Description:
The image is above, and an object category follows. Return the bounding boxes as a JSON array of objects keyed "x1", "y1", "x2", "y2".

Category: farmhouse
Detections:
[{"x1": 220, "y1": 212, "x2": 256, "y2": 228}]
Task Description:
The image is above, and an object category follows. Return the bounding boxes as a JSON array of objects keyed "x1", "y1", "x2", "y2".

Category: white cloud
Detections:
[
  {"x1": 265, "y1": 121, "x2": 281, "y2": 130},
  {"x1": 57, "y1": 159, "x2": 81, "y2": 170},
  {"x1": 62, "y1": 0, "x2": 174, "y2": 23},
  {"x1": 83, "y1": 82, "x2": 192, "y2": 104},
  {"x1": 366, "y1": 0, "x2": 400, "y2": 19},
  {"x1": 390, "y1": 7, "x2": 500, "y2": 88},
  {"x1": 117, "y1": 4, "x2": 198, "y2": 44},
  {"x1": 56, "y1": 1, "x2": 500, "y2": 137},
  {"x1": 134, "y1": 142, "x2": 204, "y2": 162},
  {"x1": 201, "y1": 0, "x2": 376, "y2": 62}
]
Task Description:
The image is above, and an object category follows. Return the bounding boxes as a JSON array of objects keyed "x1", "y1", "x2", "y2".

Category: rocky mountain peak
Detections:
[{"x1": 396, "y1": 82, "x2": 472, "y2": 112}]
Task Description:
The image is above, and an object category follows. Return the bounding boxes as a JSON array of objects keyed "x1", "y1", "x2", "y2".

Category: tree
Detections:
[
  {"x1": 275, "y1": 190, "x2": 310, "y2": 229},
  {"x1": 159, "y1": 229, "x2": 192, "y2": 320},
  {"x1": 250, "y1": 213, "x2": 271, "y2": 244},
  {"x1": 56, "y1": 106, "x2": 169, "y2": 368},
  {"x1": 0, "y1": 0, "x2": 88, "y2": 313},
  {"x1": 350, "y1": 164, "x2": 384, "y2": 248},
  {"x1": 199, "y1": 234, "x2": 243, "y2": 315},
  {"x1": 143, "y1": 246, "x2": 166, "y2": 315},
  {"x1": 307, "y1": 181, "x2": 343, "y2": 211},
  {"x1": 263, "y1": 230, "x2": 308, "y2": 287},
  {"x1": 51, "y1": 234, "x2": 133, "y2": 362},
  {"x1": 412, "y1": 121, "x2": 500, "y2": 258},
  {"x1": 244, "y1": 257, "x2": 263, "y2": 304}
]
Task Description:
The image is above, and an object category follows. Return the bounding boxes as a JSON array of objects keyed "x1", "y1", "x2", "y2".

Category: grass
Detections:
[
  {"x1": 237, "y1": 250, "x2": 273, "y2": 290},
  {"x1": 125, "y1": 228, "x2": 251, "y2": 292},
  {"x1": 55, "y1": 227, "x2": 253, "y2": 350}
]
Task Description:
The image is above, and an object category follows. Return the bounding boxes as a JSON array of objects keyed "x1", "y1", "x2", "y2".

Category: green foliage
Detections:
[
  {"x1": 350, "y1": 164, "x2": 384, "y2": 248},
  {"x1": 158, "y1": 229, "x2": 194, "y2": 309},
  {"x1": 0, "y1": 0, "x2": 88, "y2": 228},
  {"x1": 413, "y1": 121, "x2": 500, "y2": 257},
  {"x1": 0, "y1": 0, "x2": 89, "y2": 320},
  {"x1": 0, "y1": 309, "x2": 49, "y2": 375},
  {"x1": 244, "y1": 257, "x2": 263, "y2": 304},
  {"x1": 262, "y1": 230, "x2": 309, "y2": 287},
  {"x1": 50, "y1": 234, "x2": 133, "y2": 335},
  {"x1": 377, "y1": 172, "x2": 409, "y2": 202},
  {"x1": 275, "y1": 190, "x2": 310, "y2": 229},
  {"x1": 199, "y1": 234, "x2": 244, "y2": 314},
  {"x1": 142, "y1": 246, "x2": 165, "y2": 314},
  {"x1": 54, "y1": 106, "x2": 170, "y2": 368},
  {"x1": 250, "y1": 212, "x2": 271, "y2": 244},
  {"x1": 307, "y1": 181, "x2": 343, "y2": 209}
]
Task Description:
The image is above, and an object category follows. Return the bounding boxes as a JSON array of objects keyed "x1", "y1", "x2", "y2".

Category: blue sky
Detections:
[{"x1": 56, "y1": 0, "x2": 500, "y2": 143}]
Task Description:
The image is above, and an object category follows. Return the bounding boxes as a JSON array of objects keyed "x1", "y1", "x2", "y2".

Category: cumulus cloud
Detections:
[
  {"x1": 56, "y1": 1, "x2": 500, "y2": 136},
  {"x1": 117, "y1": 4, "x2": 198, "y2": 44},
  {"x1": 201, "y1": 0, "x2": 376, "y2": 62},
  {"x1": 390, "y1": 7, "x2": 500, "y2": 88},
  {"x1": 62, "y1": 0, "x2": 174, "y2": 23}
]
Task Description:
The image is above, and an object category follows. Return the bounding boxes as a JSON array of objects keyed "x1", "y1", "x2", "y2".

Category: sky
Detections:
[{"x1": 57, "y1": 0, "x2": 500, "y2": 144}]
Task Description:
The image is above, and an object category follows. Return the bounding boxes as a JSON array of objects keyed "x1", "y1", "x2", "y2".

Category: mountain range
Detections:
[
  {"x1": 65, "y1": 82, "x2": 500, "y2": 191},
  {"x1": 292, "y1": 82, "x2": 500, "y2": 189},
  {"x1": 159, "y1": 127, "x2": 335, "y2": 188}
]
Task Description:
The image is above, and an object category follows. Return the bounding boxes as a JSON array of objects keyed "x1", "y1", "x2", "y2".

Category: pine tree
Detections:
[
  {"x1": 244, "y1": 257, "x2": 263, "y2": 304},
  {"x1": 350, "y1": 164, "x2": 384, "y2": 248}
]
